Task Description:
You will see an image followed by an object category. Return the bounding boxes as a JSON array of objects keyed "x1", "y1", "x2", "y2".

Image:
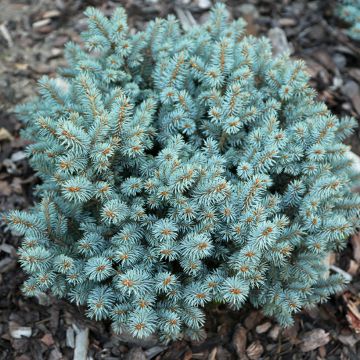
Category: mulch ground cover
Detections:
[{"x1": 1, "y1": 1, "x2": 360, "y2": 359}]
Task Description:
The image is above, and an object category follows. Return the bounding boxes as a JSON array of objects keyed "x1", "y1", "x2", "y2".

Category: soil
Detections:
[{"x1": 1, "y1": 1, "x2": 360, "y2": 359}]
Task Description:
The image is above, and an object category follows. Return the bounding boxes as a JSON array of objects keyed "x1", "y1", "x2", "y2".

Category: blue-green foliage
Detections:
[
  {"x1": 4, "y1": 4, "x2": 360, "y2": 341},
  {"x1": 337, "y1": 0, "x2": 360, "y2": 40}
]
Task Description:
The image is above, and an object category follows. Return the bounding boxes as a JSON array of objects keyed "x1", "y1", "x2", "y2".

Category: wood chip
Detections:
[
  {"x1": 330, "y1": 264, "x2": 353, "y2": 281},
  {"x1": 73, "y1": 326, "x2": 89, "y2": 360},
  {"x1": 349, "y1": 68, "x2": 360, "y2": 83},
  {"x1": 318, "y1": 345, "x2": 326, "y2": 358},
  {"x1": 244, "y1": 311, "x2": 263, "y2": 330},
  {"x1": 125, "y1": 347, "x2": 146, "y2": 360},
  {"x1": 15, "y1": 63, "x2": 29, "y2": 71},
  {"x1": 144, "y1": 346, "x2": 167, "y2": 359},
  {"x1": 11, "y1": 178, "x2": 23, "y2": 195},
  {"x1": 9, "y1": 322, "x2": 32, "y2": 339},
  {"x1": 255, "y1": 322, "x2": 272, "y2": 334},
  {"x1": 32, "y1": 19, "x2": 51, "y2": 29},
  {"x1": 304, "y1": 58, "x2": 329, "y2": 81},
  {"x1": 49, "y1": 347, "x2": 62, "y2": 360},
  {"x1": 283, "y1": 324, "x2": 300, "y2": 344},
  {"x1": 278, "y1": 18, "x2": 297, "y2": 27},
  {"x1": 43, "y1": 10, "x2": 61, "y2": 19},
  {"x1": 0, "y1": 257, "x2": 16, "y2": 273},
  {"x1": 232, "y1": 325, "x2": 247, "y2": 359},
  {"x1": 346, "y1": 309, "x2": 360, "y2": 334},
  {"x1": 351, "y1": 232, "x2": 360, "y2": 263},
  {"x1": 237, "y1": 4, "x2": 259, "y2": 36},
  {"x1": 347, "y1": 151, "x2": 360, "y2": 174},
  {"x1": 50, "y1": 307, "x2": 60, "y2": 332},
  {"x1": 192, "y1": 353, "x2": 206, "y2": 360},
  {"x1": 323, "y1": 252, "x2": 336, "y2": 278},
  {"x1": 208, "y1": 347, "x2": 217, "y2": 360},
  {"x1": 0, "y1": 181, "x2": 12, "y2": 196},
  {"x1": 268, "y1": 27, "x2": 293, "y2": 56},
  {"x1": 268, "y1": 325, "x2": 281, "y2": 341},
  {"x1": 342, "y1": 81, "x2": 360, "y2": 115},
  {"x1": 115, "y1": 330, "x2": 158, "y2": 348},
  {"x1": 183, "y1": 350, "x2": 193, "y2": 360},
  {"x1": 246, "y1": 340, "x2": 264, "y2": 360},
  {"x1": 197, "y1": 0, "x2": 211, "y2": 9},
  {"x1": 215, "y1": 346, "x2": 232, "y2": 360},
  {"x1": 35, "y1": 292, "x2": 51, "y2": 306},
  {"x1": 0, "y1": 23, "x2": 13, "y2": 47},
  {"x1": 66, "y1": 327, "x2": 75, "y2": 348},
  {"x1": 11, "y1": 151, "x2": 27, "y2": 162},
  {"x1": 0, "y1": 243, "x2": 16, "y2": 255},
  {"x1": 50, "y1": 48, "x2": 62, "y2": 57},
  {"x1": 347, "y1": 260, "x2": 359, "y2": 276},
  {"x1": 0, "y1": 128, "x2": 14, "y2": 142},
  {"x1": 174, "y1": 7, "x2": 197, "y2": 31},
  {"x1": 343, "y1": 292, "x2": 360, "y2": 333},
  {"x1": 41, "y1": 333, "x2": 55, "y2": 347},
  {"x1": 338, "y1": 333, "x2": 360, "y2": 347},
  {"x1": 312, "y1": 50, "x2": 337, "y2": 73},
  {"x1": 299, "y1": 329, "x2": 330, "y2": 352}
]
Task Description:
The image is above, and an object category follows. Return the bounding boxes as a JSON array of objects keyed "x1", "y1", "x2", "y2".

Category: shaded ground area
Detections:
[{"x1": 1, "y1": 0, "x2": 360, "y2": 359}]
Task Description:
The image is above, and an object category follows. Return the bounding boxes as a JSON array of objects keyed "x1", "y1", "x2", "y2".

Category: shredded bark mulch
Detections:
[{"x1": 1, "y1": 1, "x2": 360, "y2": 359}]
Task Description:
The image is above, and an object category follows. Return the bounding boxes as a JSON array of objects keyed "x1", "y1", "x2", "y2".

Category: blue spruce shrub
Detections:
[
  {"x1": 337, "y1": 0, "x2": 360, "y2": 40},
  {"x1": 4, "y1": 4, "x2": 360, "y2": 341}
]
